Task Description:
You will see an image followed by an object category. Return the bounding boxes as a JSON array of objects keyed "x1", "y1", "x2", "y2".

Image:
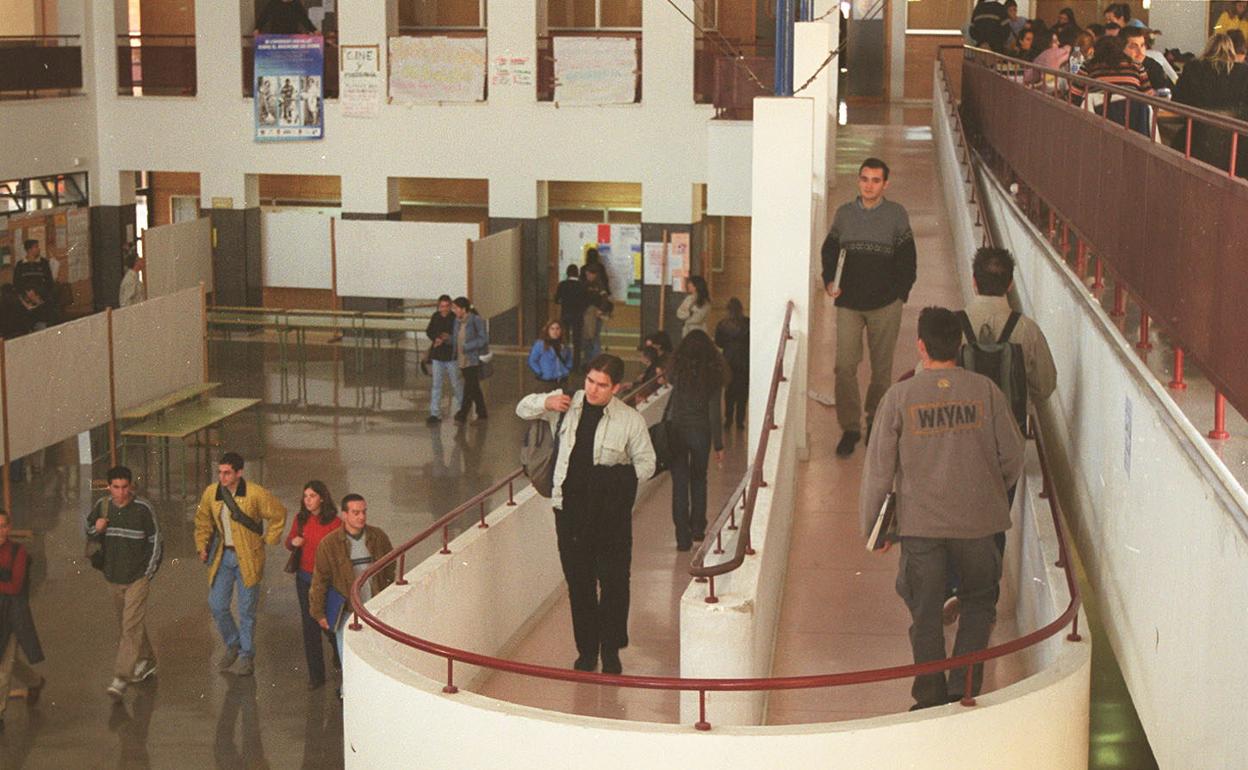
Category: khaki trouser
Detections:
[
  {"x1": 110, "y1": 576, "x2": 154, "y2": 679},
  {"x1": 835, "y1": 300, "x2": 904, "y2": 432},
  {"x1": 0, "y1": 636, "x2": 39, "y2": 715}
]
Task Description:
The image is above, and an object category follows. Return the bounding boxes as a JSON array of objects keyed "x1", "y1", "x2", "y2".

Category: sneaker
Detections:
[
  {"x1": 942, "y1": 596, "x2": 961, "y2": 626},
  {"x1": 425, "y1": 415, "x2": 442, "y2": 425},
  {"x1": 230, "y1": 656, "x2": 254, "y2": 677},
  {"x1": 131, "y1": 659, "x2": 157, "y2": 682},
  {"x1": 107, "y1": 677, "x2": 127, "y2": 699},
  {"x1": 600, "y1": 649, "x2": 623, "y2": 675},
  {"x1": 835, "y1": 430, "x2": 861, "y2": 457},
  {"x1": 26, "y1": 676, "x2": 45, "y2": 707},
  {"x1": 216, "y1": 647, "x2": 239, "y2": 671},
  {"x1": 572, "y1": 655, "x2": 597, "y2": 672}
]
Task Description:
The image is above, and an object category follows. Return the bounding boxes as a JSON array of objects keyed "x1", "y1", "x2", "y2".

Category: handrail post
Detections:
[
  {"x1": 349, "y1": 611, "x2": 361, "y2": 631},
  {"x1": 713, "y1": 531, "x2": 724, "y2": 556},
  {"x1": 440, "y1": 526, "x2": 451, "y2": 554},
  {"x1": 507, "y1": 479, "x2": 516, "y2": 506},
  {"x1": 478, "y1": 500, "x2": 489, "y2": 529},
  {"x1": 443, "y1": 658, "x2": 459, "y2": 694},
  {"x1": 694, "y1": 690, "x2": 712, "y2": 731},
  {"x1": 1067, "y1": 613, "x2": 1082, "y2": 642},
  {"x1": 1210, "y1": 392, "x2": 1231, "y2": 440},
  {"x1": 395, "y1": 553, "x2": 409, "y2": 585},
  {"x1": 1169, "y1": 348, "x2": 1188, "y2": 391},
  {"x1": 705, "y1": 575, "x2": 719, "y2": 604},
  {"x1": 959, "y1": 667, "x2": 976, "y2": 707},
  {"x1": 1092, "y1": 254, "x2": 1105, "y2": 291},
  {"x1": 1136, "y1": 312, "x2": 1153, "y2": 351},
  {"x1": 1111, "y1": 283, "x2": 1127, "y2": 318}
]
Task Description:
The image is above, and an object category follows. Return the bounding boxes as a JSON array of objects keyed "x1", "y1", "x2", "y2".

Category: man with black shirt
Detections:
[
  {"x1": 969, "y1": 0, "x2": 1011, "y2": 53},
  {"x1": 254, "y1": 0, "x2": 316, "y2": 35},
  {"x1": 822, "y1": 157, "x2": 917, "y2": 456},
  {"x1": 12, "y1": 240, "x2": 56, "y2": 327},
  {"x1": 1124, "y1": 24, "x2": 1172, "y2": 93},
  {"x1": 556, "y1": 265, "x2": 588, "y2": 370},
  {"x1": 515, "y1": 354, "x2": 655, "y2": 674},
  {"x1": 87, "y1": 466, "x2": 161, "y2": 699},
  {"x1": 425, "y1": 294, "x2": 462, "y2": 425}
]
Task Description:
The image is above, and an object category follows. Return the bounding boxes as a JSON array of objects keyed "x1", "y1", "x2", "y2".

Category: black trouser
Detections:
[
  {"x1": 555, "y1": 473, "x2": 636, "y2": 659},
  {"x1": 456, "y1": 365, "x2": 487, "y2": 419},
  {"x1": 562, "y1": 315, "x2": 584, "y2": 371},
  {"x1": 725, "y1": 364, "x2": 748, "y2": 426},
  {"x1": 898, "y1": 535, "x2": 1003, "y2": 708},
  {"x1": 670, "y1": 424, "x2": 710, "y2": 548},
  {"x1": 295, "y1": 573, "x2": 339, "y2": 683}
]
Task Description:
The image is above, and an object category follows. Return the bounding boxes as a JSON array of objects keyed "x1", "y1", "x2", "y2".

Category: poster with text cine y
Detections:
[{"x1": 255, "y1": 34, "x2": 325, "y2": 141}]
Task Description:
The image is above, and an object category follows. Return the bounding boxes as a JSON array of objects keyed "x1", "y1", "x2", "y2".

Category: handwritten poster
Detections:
[
  {"x1": 340, "y1": 44, "x2": 381, "y2": 118},
  {"x1": 490, "y1": 54, "x2": 534, "y2": 87},
  {"x1": 642, "y1": 242, "x2": 665, "y2": 285},
  {"x1": 553, "y1": 36, "x2": 637, "y2": 104},
  {"x1": 389, "y1": 36, "x2": 486, "y2": 103},
  {"x1": 669, "y1": 232, "x2": 690, "y2": 292}
]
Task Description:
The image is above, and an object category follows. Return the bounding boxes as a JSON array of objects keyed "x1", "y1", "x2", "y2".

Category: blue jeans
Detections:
[
  {"x1": 429, "y1": 359, "x2": 463, "y2": 418},
  {"x1": 209, "y1": 549, "x2": 260, "y2": 658}
]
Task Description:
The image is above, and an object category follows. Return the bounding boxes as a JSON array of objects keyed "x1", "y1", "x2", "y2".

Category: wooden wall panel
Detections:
[
  {"x1": 906, "y1": 0, "x2": 971, "y2": 30},
  {"x1": 397, "y1": 177, "x2": 488, "y2": 205},
  {"x1": 139, "y1": 0, "x2": 195, "y2": 36},
  {"x1": 547, "y1": 181, "x2": 642, "y2": 210},
  {"x1": 904, "y1": 34, "x2": 957, "y2": 100},
  {"x1": 148, "y1": 171, "x2": 200, "y2": 227},
  {"x1": 262, "y1": 287, "x2": 334, "y2": 309},
  {"x1": 258, "y1": 174, "x2": 342, "y2": 204}
]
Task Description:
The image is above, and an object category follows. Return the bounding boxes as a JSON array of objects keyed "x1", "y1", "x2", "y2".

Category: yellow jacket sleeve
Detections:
[
  {"x1": 260, "y1": 488, "x2": 288, "y2": 546},
  {"x1": 193, "y1": 488, "x2": 216, "y2": 553}
]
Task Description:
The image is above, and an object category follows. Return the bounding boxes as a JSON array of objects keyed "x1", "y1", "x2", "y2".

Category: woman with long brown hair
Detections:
[
  {"x1": 666, "y1": 330, "x2": 725, "y2": 551},
  {"x1": 284, "y1": 480, "x2": 340, "y2": 689},
  {"x1": 528, "y1": 319, "x2": 574, "y2": 387}
]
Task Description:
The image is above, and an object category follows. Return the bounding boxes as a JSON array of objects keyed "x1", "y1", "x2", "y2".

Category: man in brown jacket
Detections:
[
  {"x1": 193, "y1": 452, "x2": 287, "y2": 676},
  {"x1": 309, "y1": 494, "x2": 395, "y2": 673},
  {"x1": 860, "y1": 307, "x2": 1024, "y2": 710}
]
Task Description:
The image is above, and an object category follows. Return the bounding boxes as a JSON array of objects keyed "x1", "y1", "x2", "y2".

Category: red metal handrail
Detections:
[
  {"x1": 349, "y1": 227, "x2": 1082, "y2": 733},
  {"x1": 687, "y1": 301, "x2": 794, "y2": 601}
]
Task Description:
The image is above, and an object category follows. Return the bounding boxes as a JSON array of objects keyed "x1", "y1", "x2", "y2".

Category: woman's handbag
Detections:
[
  {"x1": 284, "y1": 518, "x2": 304, "y2": 574},
  {"x1": 648, "y1": 388, "x2": 676, "y2": 477}
]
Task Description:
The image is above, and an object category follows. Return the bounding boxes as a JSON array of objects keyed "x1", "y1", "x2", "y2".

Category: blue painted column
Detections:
[{"x1": 774, "y1": 0, "x2": 795, "y2": 95}]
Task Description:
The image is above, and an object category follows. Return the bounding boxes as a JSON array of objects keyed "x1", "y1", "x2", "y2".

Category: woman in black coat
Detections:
[{"x1": 1172, "y1": 33, "x2": 1248, "y2": 176}]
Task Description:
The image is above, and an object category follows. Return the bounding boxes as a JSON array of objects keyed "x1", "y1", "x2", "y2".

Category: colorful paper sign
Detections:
[{"x1": 254, "y1": 34, "x2": 325, "y2": 141}]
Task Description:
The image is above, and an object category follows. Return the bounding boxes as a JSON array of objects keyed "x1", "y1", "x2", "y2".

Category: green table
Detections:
[{"x1": 122, "y1": 397, "x2": 261, "y2": 497}]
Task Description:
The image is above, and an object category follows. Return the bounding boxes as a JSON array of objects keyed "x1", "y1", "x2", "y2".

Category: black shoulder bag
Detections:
[{"x1": 219, "y1": 484, "x2": 265, "y2": 537}]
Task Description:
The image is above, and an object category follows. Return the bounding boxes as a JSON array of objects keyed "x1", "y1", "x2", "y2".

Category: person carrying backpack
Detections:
[{"x1": 959, "y1": 247, "x2": 1057, "y2": 431}]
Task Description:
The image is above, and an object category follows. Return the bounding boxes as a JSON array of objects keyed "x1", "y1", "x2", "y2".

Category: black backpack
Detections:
[{"x1": 956, "y1": 310, "x2": 1028, "y2": 430}]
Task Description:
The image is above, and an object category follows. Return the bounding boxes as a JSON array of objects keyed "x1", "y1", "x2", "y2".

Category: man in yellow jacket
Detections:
[{"x1": 193, "y1": 452, "x2": 287, "y2": 676}]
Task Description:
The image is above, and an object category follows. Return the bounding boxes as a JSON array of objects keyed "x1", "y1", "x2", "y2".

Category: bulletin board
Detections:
[{"x1": 4, "y1": 206, "x2": 94, "y2": 315}]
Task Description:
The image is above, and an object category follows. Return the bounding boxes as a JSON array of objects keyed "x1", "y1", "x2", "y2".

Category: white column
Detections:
[
  {"x1": 748, "y1": 98, "x2": 814, "y2": 459},
  {"x1": 195, "y1": 0, "x2": 242, "y2": 102},
  {"x1": 889, "y1": 0, "x2": 906, "y2": 102},
  {"x1": 796, "y1": 20, "x2": 837, "y2": 238}
]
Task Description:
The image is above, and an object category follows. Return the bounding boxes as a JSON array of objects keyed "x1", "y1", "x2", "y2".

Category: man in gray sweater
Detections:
[
  {"x1": 859, "y1": 306, "x2": 1024, "y2": 710},
  {"x1": 822, "y1": 157, "x2": 917, "y2": 456}
]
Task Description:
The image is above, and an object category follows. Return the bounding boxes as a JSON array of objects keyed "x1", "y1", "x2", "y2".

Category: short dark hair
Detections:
[
  {"x1": 341, "y1": 493, "x2": 365, "y2": 510},
  {"x1": 918, "y1": 307, "x2": 962, "y2": 363},
  {"x1": 585, "y1": 247, "x2": 600, "y2": 263},
  {"x1": 1105, "y1": 2, "x2": 1130, "y2": 21},
  {"x1": 859, "y1": 157, "x2": 890, "y2": 181},
  {"x1": 1123, "y1": 25, "x2": 1148, "y2": 43},
  {"x1": 23, "y1": 240, "x2": 37, "y2": 252},
  {"x1": 1057, "y1": 24, "x2": 1080, "y2": 48},
  {"x1": 566, "y1": 264, "x2": 579, "y2": 278},
  {"x1": 452, "y1": 296, "x2": 471, "y2": 310},
  {"x1": 972, "y1": 247, "x2": 1015, "y2": 296},
  {"x1": 107, "y1": 466, "x2": 133, "y2": 483},
  {"x1": 586, "y1": 353, "x2": 625, "y2": 385},
  {"x1": 437, "y1": 294, "x2": 452, "y2": 303},
  {"x1": 1104, "y1": 22, "x2": 1121, "y2": 33},
  {"x1": 124, "y1": 250, "x2": 139, "y2": 270},
  {"x1": 219, "y1": 452, "x2": 244, "y2": 471}
]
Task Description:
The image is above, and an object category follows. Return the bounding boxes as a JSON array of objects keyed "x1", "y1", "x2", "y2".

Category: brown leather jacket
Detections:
[{"x1": 308, "y1": 525, "x2": 395, "y2": 623}]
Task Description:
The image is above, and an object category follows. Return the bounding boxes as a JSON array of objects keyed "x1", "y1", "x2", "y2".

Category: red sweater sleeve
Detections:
[{"x1": 0, "y1": 543, "x2": 27, "y2": 595}]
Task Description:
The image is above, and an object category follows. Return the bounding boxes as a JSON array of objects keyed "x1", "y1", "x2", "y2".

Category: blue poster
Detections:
[{"x1": 254, "y1": 34, "x2": 324, "y2": 141}]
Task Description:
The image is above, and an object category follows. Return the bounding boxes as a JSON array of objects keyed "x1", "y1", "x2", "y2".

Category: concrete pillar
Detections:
[{"x1": 748, "y1": 98, "x2": 814, "y2": 459}]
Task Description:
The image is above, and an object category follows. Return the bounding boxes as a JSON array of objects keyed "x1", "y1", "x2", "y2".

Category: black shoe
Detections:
[
  {"x1": 426, "y1": 415, "x2": 442, "y2": 425},
  {"x1": 573, "y1": 655, "x2": 597, "y2": 672},
  {"x1": 600, "y1": 649, "x2": 622, "y2": 675},
  {"x1": 835, "y1": 431, "x2": 861, "y2": 457}
]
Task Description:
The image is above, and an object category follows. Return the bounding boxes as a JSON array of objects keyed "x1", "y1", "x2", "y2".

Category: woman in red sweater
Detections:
[{"x1": 285, "y1": 481, "x2": 341, "y2": 689}]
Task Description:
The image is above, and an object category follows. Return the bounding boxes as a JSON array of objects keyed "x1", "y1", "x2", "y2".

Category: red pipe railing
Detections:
[
  {"x1": 687, "y1": 301, "x2": 794, "y2": 602},
  {"x1": 952, "y1": 44, "x2": 1248, "y2": 440}
]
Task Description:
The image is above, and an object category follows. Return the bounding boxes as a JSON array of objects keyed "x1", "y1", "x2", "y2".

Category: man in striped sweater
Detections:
[{"x1": 87, "y1": 466, "x2": 162, "y2": 699}]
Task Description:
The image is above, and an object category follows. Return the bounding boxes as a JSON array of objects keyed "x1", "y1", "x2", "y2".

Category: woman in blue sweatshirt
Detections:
[{"x1": 528, "y1": 319, "x2": 573, "y2": 387}]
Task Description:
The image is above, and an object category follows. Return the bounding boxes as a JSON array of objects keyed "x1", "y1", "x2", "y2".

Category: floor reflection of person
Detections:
[{"x1": 214, "y1": 676, "x2": 266, "y2": 768}]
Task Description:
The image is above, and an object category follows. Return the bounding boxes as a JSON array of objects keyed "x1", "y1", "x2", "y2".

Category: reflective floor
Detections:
[{"x1": 1, "y1": 343, "x2": 565, "y2": 768}]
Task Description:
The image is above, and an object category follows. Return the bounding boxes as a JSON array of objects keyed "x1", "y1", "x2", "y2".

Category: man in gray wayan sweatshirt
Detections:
[{"x1": 859, "y1": 306, "x2": 1024, "y2": 711}]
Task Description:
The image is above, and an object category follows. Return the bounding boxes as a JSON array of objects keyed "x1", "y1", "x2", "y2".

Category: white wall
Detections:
[
  {"x1": 678, "y1": 340, "x2": 799, "y2": 726},
  {"x1": 706, "y1": 121, "x2": 752, "y2": 217},
  {"x1": 1149, "y1": 0, "x2": 1211, "y2": 56},
  {"x1": 66, "y1": 0, "x2": 717, "y2": 219},
  {"x1": 0, "y1": 97, "x2": 95, "y2": 182},
  {"x1": 935, "y1": 60, "x2": 1248, "y2": 765}
]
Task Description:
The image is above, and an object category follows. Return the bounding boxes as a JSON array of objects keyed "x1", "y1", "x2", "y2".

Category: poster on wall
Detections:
[
  {"x1": 557, "y1": 222, "x2": 642, "y2": 306},
  {"x1": 642, "y1": 241, "x2": 665, "y2": 285},
  {"x1": 340, "y1": 44, "x2": 381, "y2": 118},
  {"x1": 66, "y1": 208, "x2": 91, "y2": 283},
  {"x1": 389, "y1": 36, "x2": 487, "y2": 103},
  {"x1": 669, "y1": 232, "x2": 690, "y2": 292},
  {"x1": 553, "y1": 36, "x2": 637, "y2": 104},
  {"x1": 254, "y1": 34, "x2": 325, "y2": 141}
]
